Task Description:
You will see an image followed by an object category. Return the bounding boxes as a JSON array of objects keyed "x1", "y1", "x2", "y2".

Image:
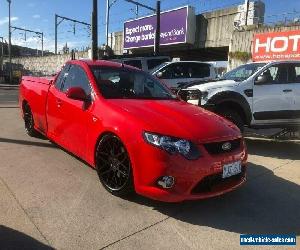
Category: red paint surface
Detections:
[{"x1": 19, "y1": 60, "x2": 247, "y2": 202}]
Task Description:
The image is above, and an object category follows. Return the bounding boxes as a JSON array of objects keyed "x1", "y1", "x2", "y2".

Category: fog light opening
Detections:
[{"x1": 157, "y1": 176, "x2": 175, "y2": 189}]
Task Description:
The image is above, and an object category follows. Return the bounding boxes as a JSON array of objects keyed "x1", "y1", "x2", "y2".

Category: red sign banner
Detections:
[{"x1": 252, "y1": 30, "x2": 300, "y2": 61}]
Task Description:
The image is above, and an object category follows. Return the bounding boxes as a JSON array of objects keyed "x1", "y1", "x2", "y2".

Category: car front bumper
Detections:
[{"x1": 128, "y1": 138, "x2": 248, "y2": 202}]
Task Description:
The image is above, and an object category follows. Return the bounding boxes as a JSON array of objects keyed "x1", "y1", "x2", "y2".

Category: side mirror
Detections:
[
  {"x1": 255, "y1": 75, "x2": 268, "y2": 85},
  {"x1": 156, "y1": 72, "x2": 163, "y2": 78},
  {"x1": 66, "y1": 87, "x2": 87, "y2": 101},
  {"x1": 177, "y1": 89, "x2": 201, "y2": 104}
]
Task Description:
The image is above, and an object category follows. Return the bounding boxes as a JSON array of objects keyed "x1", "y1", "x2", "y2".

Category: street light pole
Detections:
[
  {"x1": 7, "y1": 0, "x2": 12, "y2": 84},
  {"x1": 106, "y1": 0, "x2": 110, "y2": 47}
]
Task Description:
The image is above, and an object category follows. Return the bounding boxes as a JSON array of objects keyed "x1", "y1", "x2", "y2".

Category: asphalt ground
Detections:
[{"x1": 0, "y1": 87, "x2": 299, "y2": 249}]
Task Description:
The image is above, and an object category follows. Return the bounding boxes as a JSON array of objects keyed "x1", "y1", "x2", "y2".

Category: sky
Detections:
[{"x1": 0, "y1": 0, "x2": 300, "y2": 52}]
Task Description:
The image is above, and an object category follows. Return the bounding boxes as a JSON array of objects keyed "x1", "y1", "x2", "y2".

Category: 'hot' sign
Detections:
[{"x1": 252, "y1": 30, "x2": 300, "y2": 61}]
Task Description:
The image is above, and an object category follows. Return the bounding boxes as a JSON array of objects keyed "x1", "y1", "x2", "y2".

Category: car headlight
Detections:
[{"x1": 143, "y1": 132, "x2": 201, "y2": 160}]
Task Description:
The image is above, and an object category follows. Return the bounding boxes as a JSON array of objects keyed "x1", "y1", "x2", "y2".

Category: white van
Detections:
[
  {"x1": 151, "y1": 61, "x2": 217, "y2": 88},
  {"x1": 112, "y1": 56, "x2": 170, "y2": 72}
]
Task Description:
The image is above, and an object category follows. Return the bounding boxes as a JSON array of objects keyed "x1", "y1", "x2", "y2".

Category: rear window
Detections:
[
  {"x1": 147, "y1": 58, "x2": 169, "y2": 70},
  {"x1": 123, "y1": 60, "x2": 142, "y2": 69}
]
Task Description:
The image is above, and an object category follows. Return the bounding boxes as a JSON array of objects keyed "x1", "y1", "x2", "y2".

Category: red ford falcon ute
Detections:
[{"x1": 19, "y1": 60, "x2": 247, "y2": 202}]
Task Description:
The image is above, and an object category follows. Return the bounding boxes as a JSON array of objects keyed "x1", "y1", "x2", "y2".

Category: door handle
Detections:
[{"x1": 283, "y1": 89, "x2": 292, "y2": 93}]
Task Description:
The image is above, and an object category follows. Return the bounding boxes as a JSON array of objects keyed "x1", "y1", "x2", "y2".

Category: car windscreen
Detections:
[
  {"x1": 221, "y1": 63, "x2": 266, "y2": 81},
  {"x1": 90, "y1": 66, "x2": 177, "y2": 100}
]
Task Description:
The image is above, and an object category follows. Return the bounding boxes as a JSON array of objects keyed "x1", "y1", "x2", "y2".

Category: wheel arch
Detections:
[
  {"x1": 93, "y1": 130, "x2": 135, "y2": 195},
  {"x1": 94, "y1": 131, "x2": 118, "y2": 168},
  {"x1": 21, "y1": 99, "x2": 28, "y2": 111},
  {"x1": 93, "y1": 130, "x2": 134, "y2": 168},
  {"x1": 207, "y1": 91, "x2": 252, "y2": 125}
]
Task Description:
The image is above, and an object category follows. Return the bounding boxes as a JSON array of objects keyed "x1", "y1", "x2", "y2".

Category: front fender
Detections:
[{"x1": 205, "y1": 91, "x2": 252, "y2": 125}]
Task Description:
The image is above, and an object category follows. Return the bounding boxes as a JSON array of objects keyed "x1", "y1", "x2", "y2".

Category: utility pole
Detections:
[
  {"x1": 11, "y1": 27, "x2": 44, "y2": 56},
  {"x1": 55, "y1": 14, "x2": 91, "y2": 55},
  {"x1": 245, "y1": 0, "x2": 250, "y2": 26},
  {"x1": 91, "y1": 0, "x2": 98, "y2": 60},
  {"x1": 105, "y1": 0, "x2": 118, "y2": 47},
  {"x1": 0, "y1": 37, "x2": 4, "y2": 71},
  {"x1": 124, "y1": 0, "x2": 160, "y2": 55},
  {"x1": 7, "y1": 0, "x2": 12, "y2": 84},
  {"x1": 106, "y1": 0, "x2": 109, "y2": 47},
  {"x1": 155, "y1": 1, "x2": 161, "y2": 56},
  {"x1": 55, "y1": 14, "x2": 58, "y2": 54}
]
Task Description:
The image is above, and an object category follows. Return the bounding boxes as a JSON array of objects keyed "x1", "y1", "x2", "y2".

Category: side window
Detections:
[
  {"x1": 123, "y1": 60, "x2": 142, "y2": 69},
  {"x1": 160, "y1": 63, "x2": 188, "y2": 79},
  {"x1": 258, "y1": 64, "x2": 287, "y2": 84},
  {"x1": 159, "y1": 65, "x2": 173, "y2": 79},
  {"x1": 287, "y1": 64, "x2": 300, "y2": 83},
  {"x1": 147, "y1": 58, "x2": 169, "y2": 71},
  {"x1": 61, "y1": 65, "x2": 91, "y2": 95},
  {"x1": 55, "y1": 64, "x2": 70, "y2": 90},
  {"x1": 187, "y1": 63, "x2": 210, "y2": 78}
]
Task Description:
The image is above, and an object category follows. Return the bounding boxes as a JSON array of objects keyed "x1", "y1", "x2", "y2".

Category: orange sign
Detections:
[{"x1": 252, "y1": 30, "x2": 300, "y2": 61}]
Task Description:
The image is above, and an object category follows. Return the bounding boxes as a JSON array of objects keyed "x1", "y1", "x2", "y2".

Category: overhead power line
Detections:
[
  {"x1": 11, "y1": 26, "x2": 44, "y2": 56},
  {"x1": 55, "y1": 14, "x2": 91, "y2": 54}
]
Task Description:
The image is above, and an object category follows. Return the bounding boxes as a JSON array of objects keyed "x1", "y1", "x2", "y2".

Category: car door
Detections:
[
  {"x1": 48, "y1": 64, "x2": 93, "y2": 158},
  {"x1": 287, "y1": 63, "x2": 300, "y2": 123},
  {"x1": 252, "y1": 63, "x2": 294, "y2": 124},
  {"x1": 158, "y1": 63, "x2": 189, "y2": 88},
  {"x1": 60, "y1": 64, "x2": 94, "y2": 158},
  {"x1": 47, "y1": 64, "x2": 71, "y2": 147}
]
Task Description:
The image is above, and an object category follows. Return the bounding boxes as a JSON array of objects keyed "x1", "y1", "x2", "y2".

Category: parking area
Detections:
[{"x1": 0, "y1": 88, "x2": 299, "y2": 250}]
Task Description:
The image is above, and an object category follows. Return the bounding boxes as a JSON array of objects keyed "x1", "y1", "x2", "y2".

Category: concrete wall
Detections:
[
  {"x1": 196, "y1": 6, "x2": 239, "y2": 48},
  {"x1": 228, "y1": 24, "x2": 300, "y2": 70},
  {"x1": 3, "y1": 51, "x2": 89, "y2": 76}
]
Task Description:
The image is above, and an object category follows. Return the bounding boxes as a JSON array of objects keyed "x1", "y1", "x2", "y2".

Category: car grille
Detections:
[
  {"x1": 203, "y1": 139, "x2": 241, "y2": 155},
  {"x1": 191, "y1": 167, "x2": 246, "y2": 194}
]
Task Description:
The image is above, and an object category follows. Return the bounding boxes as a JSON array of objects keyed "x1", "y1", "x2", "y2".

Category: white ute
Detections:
[{"x1": 186, "y1": 61, "x2": 300, "y2": 131}]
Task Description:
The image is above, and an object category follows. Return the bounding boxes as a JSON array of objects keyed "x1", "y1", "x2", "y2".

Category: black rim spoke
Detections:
[
  {"x1": 97, "y1": 137, "x2": 130, "y2": 191},
  {"x1": 98, "y1": 156, "x2": 111, "y2": 167}
]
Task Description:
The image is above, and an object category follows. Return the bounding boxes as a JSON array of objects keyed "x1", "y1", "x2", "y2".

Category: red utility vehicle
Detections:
[{"x1": 19, "y1": 60, "x2": 247, "y2": 202}]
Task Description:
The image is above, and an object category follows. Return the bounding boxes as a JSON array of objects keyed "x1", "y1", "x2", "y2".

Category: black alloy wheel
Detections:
[
  {"x1": 23, "y1": 103, "x2": 39, "y2": 137},
  {"x1": 96, "y1": 134, "x2": 134, "y2": 197}
]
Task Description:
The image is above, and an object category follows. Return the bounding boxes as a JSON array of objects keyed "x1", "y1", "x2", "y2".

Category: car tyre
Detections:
[
  {"x1": 23, "y1": 103, "x2": 40, "y2": 137},
  {"x1": 95, "y1": 134, "x2": 134, "y2": 197},
  {"x1": 217, "y1": 108, "x2": 244, "y2": 132}
]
